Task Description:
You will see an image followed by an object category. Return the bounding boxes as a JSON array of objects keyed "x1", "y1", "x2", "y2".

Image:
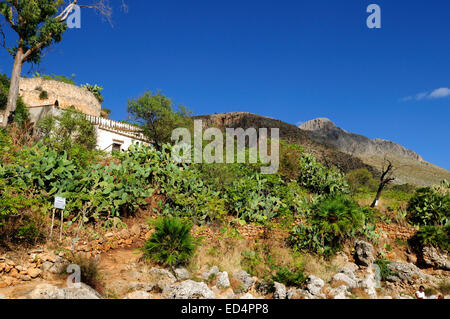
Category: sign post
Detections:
[{"x1": 49, "y1": 196, "x2": 66, "y2": 242}]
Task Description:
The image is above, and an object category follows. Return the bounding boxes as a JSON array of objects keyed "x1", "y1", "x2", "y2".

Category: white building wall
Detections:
[{"x1": 96, "y1": 126, "x2": 149, "y2": 152}]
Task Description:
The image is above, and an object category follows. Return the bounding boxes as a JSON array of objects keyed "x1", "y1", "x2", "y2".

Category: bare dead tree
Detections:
[{"x1": 370, "y1": 157, "x2": 396, "y2": 208}]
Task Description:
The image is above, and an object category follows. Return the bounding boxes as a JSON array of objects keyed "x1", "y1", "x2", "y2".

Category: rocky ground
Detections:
[{"x1": 1, "y1": 232, "x2": 448, "y2": 299}]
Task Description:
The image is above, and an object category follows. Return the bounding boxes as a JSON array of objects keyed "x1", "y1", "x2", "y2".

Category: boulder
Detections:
[
  {"x1": 340, "y1": 263, "x2": 359, "y2": 277},
  {"x1": 216, "y1": 272, "x2": 230, "y2": 289},
  {"x1": 0, "y1": 294, "x2": 6, "y2": 299},
  {"x1": 28, "y1": 268, "x2": 42, "y2": 279},
  {"x1": 240, "y1": 293, "x2": 256, "y2": 299},
  {"x1": 387, "y1": 262, "x2": 431, "y2": 284},
  {"x1": 28, "y1": 284, "x2": 65, "y2": 299},
  {"x1": 421, "y1": 246, "x2": 450, "y2": 270},
  {"x1": 62, "y1": 283, "x2": 102, "y2": 299},
  {"x1": 232, "y1": 270, "x2": 255, "y2": 292},
  {"x1": 202, "y1": 266, "x2": 219, "y2": 280},
  {"x1": 354, "y1": 240, "x2": 375, "y2": 267},
  {"x1": 149, "y1": 267, "x2": 176, "y2": 291},
  {"x1": 41, "y1": 261, "x2": 53, "y2": 273},
  {"x1": 174, "y1": 267, "x2": 190, "y2": 281},
  {"x1": 273, "y1": 282, "x2": 287, "y2": 299},
  {"x1": 331, "y1": 272, "x2": 357, "y2": 288},
  {"x1": 356, "y1": 269, "x2": 378, "y2": 299},
  {"x1": 168, "y1": 280, "x2": 216, "y2": 299},
  {"x1": 48, "y1": 257, "x2": 69, "y2": 274},
  {"x1": 305, "y1": 275, "x2": 324, "y2": 297}
]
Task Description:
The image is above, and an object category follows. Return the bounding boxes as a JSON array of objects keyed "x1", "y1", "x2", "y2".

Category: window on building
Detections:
[{"x1": 112, "y1": 143, "x2": 122, "y2": 152}]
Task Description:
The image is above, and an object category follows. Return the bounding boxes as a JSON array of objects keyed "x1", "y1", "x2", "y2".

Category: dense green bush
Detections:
[
  {"x1": 290, "y1": 196, "x2": 375, "y2": 257},
  {"x1": 0, "y1": 180, "x2": 49, "y2": 244},
  {"x1": 161, "y1": 166, "x2": 227, "y2": 224},
  {"x1": 37, "y1": 108, "x2": 97, "y2": 151},
  {"x1": 142, "y1": 217, "x2": 196, "y2": 267},
  {"x1": 407, "y1": 185, "x2": 449, "y2": 227},
  {"x1": 407, "y1": 181, "x2": 449, "y2": 251},
  {"x1": 226, "y1": 173, "x2": 283, "y2": 223},
  {"x1": 0, "y1": 144, "x2": 162, "y2": 225},
  {"x1": 297, "y1": 153, "x2": 349, "y2": 196}
]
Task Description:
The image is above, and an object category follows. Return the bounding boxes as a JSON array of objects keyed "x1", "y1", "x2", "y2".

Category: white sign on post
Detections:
[{"x1": 54, "y1": 196, "x2": 66, "y2": 210}]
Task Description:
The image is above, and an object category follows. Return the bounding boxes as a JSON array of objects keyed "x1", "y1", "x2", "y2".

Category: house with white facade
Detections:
[{"x1": 8, "y1": 77, "x2": 151, "y2": 152}]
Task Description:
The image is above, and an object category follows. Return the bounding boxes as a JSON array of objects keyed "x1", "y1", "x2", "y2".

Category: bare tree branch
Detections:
[
  {"x1": 0, "y1": 24, "x2": 7, "y2": 50},
  {"x1": 371, "y1": 156, "x2": 396, "y2": 207}
]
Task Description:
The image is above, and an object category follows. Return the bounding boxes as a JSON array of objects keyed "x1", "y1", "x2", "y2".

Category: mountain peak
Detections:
[
  {"x1": 299, "y1": 117, "x2": 424, "y2": 163},
  {"x1": 299, "y1": 118, "x2": 336, "y2": 131}
]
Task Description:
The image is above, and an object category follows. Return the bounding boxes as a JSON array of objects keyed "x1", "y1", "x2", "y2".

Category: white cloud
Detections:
[
  {"x1": 416, "y1": 92, "x2": 428, "y2": 100},
  {"x1": 400, "y1": 87, "x2": 450, "y2": 102},
  {"x1": 429, "y1": 87, "x2": 450, "y2": 99}
]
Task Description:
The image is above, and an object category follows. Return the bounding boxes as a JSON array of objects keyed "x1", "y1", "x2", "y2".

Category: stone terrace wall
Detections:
[{"x1": 19, "y1": 77, "x2": 101, "y2": 117}]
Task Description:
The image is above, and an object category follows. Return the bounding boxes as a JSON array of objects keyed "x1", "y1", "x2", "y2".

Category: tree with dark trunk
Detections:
[
  {"x1": 370, "y1": 158, "x2": 396, "y2": 208},
  {"x1": 0, "y1": 0, "x2": 125, "y2": 126}
]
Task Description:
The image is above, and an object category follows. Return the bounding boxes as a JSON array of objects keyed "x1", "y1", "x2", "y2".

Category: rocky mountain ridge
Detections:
[{"x1": 299, "y1": 118, "x2": 423, "y2": 161}]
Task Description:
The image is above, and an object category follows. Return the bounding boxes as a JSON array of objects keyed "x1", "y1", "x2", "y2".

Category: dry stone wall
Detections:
[{"x1": 19, "y1": 77, "x2": 101, "y2": 117}]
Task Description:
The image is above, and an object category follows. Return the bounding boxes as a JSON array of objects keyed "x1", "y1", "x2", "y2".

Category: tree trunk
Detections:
[
  {"x1": 1, "y1": 47, "x2": 24, "y2": 127},
  {"x1": 370, "y1": 183, "x2": 384, "y2": 207}
]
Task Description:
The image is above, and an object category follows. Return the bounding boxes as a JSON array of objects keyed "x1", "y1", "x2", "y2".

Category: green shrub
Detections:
[
  {"x1": 36, "y1": 108, "x2": 97, "y2": 164},
  {"x1": 39, "y1": 90, "x2": 48, "y2": 100},
  {"x1": 271, "y1": 266, "x2": 307, "y2": 287},
  {"x1": 407, "y1": 186, "x2": 449, "y2": 227},
  {"x1": 142, "y1": 217, "x2": 196, "y2": 267},
  {"x1": 12, "y1": 98, "x2": 30, "y2": 126},
  {"x1": 0, "y1": 182, "x2": 49, "y2": 244},
  {"x1": 297, "y1": 153, "x2": 348, "y2": 196},
  {"x1": 226, "y1": 173, "x2": 283, "y2": 223},
  {"x1": 161, "y1": 166, "x2": 227, "y2": 224},
  {"x1": 290, "y1": 196, "x2": 375, "y2": 257},
  {"x1": 278, "y1": 142, "x2": 303, "y2": 180},
  {"x1": 241, "y1": 250, "x2": 263, "y2": 276}
]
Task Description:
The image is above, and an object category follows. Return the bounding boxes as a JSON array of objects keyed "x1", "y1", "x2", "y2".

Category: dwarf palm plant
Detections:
[{"x1": 142, "y1": 217, "x2": 196, "y2": 267}]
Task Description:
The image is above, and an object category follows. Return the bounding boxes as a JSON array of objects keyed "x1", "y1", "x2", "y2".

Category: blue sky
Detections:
[{"x1": 0, "y1": 0, "x2": 449, "y2": 169}]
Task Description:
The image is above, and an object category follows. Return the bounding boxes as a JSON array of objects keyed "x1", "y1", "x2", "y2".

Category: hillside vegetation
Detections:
[{"x1": 0, "y1": 95, "x2": 448, "y2": 300}]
